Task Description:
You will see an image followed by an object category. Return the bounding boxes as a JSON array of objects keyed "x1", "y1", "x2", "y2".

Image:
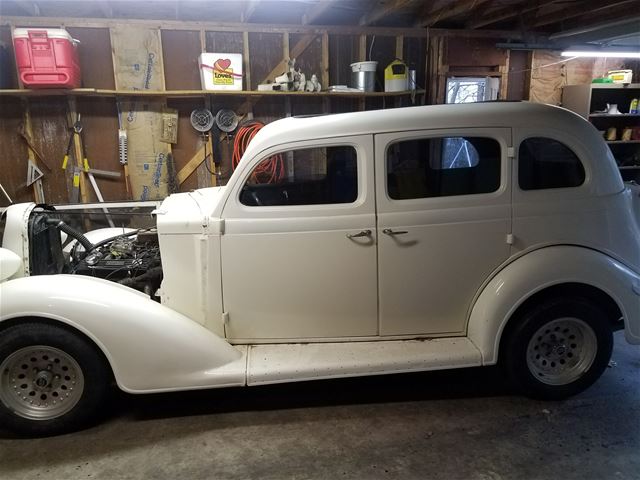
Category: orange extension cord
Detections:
[{"x1": 232, "y1": 121, "x2": 285, "y2": 184}]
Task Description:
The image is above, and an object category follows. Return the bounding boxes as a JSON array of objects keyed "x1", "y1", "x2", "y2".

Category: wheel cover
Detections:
[
  {"x1": 0, "y1": 346, "x2": 85, "y2": 420},
  {"x1": 526, "y1": 317, "x2": 598, "y2": 386}
]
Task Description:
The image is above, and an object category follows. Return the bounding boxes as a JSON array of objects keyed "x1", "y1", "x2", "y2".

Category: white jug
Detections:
[{"x1": 607, "y1": 103, "x2": 621, "y2": 115}]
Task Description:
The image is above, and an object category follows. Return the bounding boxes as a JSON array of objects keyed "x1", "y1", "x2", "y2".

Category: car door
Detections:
[
  {"x1": 220, "y1": 135, "x2": 377, "y2": 341},
  {"x1": 375, "y1": 128, "x2": 512, "y2": 336}
]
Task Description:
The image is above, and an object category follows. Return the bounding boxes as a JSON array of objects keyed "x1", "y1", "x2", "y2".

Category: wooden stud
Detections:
[
  {"x1": 499, "y1": 49, "x2": 510, "y2": 101},
  {"x1": 242, "y1": 31, "x2": 253, "y2": 118},
  {"x1": 357, "y1": 34, "x2": 367, "y2": 111},
  {"x1": 395, "y1": 35, "x2": 404, "y2": 60},
  {"x1": 321, "y1": 31, "x2": 329, "y2": 89}
]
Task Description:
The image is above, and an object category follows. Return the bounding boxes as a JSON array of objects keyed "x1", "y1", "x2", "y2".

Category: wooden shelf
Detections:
[
  {"x1": 0, "y1": 88, "x2": 425, "y2": 99},
  {"x1": 606, "y1": 140, "x2": 640, "y2": 144}
]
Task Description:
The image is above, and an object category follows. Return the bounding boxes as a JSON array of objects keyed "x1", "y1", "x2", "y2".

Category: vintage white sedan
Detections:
[{"x1": 1, "y1": 102, "x2": 639, "y2": 435}]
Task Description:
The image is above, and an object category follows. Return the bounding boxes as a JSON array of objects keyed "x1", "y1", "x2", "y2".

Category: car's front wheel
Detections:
[
  {"x1": 503, "y1": 297, "x2": 613, "y2": 400},
  {"x1": 0, "y1": 322, "x2": 111, "y2": 436}
]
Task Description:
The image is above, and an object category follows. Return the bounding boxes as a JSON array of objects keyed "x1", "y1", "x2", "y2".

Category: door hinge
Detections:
[
  {"x1": 222, "y1": 312, "x2": 230, "y2": 325},
  {"x1": 506, "y1": 233, "x2": 514, "y2": 245}
]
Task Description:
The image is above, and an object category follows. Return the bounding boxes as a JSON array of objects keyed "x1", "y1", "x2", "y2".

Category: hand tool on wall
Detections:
[{"x1": 26, "y1": 160, "x2": 45, "y2": 204}]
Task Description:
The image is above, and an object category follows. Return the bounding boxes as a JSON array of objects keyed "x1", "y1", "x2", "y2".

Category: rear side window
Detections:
[
  {"x1": 518, "y1": 137, "x2": 585, "y2": 190},
  {"x1": 386, "y1": 136, "x2": 501, "y2": 199},
  {"x1": 240, "y1": 145, "x2": 358, "y2": 206}
]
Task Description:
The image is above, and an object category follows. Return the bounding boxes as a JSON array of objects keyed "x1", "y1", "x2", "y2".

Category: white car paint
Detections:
[{"x1": 1, "y1": 102, "x2": 639, "y2": 395}]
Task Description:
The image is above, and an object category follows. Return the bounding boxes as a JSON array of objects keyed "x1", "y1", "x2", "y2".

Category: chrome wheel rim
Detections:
[
  {"x1": 526, "y1": 318, "x2": 598, "y2": 386},
  {"x1": 0, "y1": 346, "x2": 84, "y2": 420}
]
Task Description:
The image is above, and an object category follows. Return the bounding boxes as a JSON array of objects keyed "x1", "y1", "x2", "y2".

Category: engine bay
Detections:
[{"x1": 28, "y1": 206, "x2": 162, "y2": 300}]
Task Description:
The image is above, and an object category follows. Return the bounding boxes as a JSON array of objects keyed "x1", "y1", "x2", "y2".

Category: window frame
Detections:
[
  {"x1": 517, "y1": 136, "x2": 587, "y2": 192},
  {"x1": 382, "y1": 130, "x2": 508, "y2": 204},
  {"x1": 222, "y1": 135, "x2": 374, "y2": 220}
]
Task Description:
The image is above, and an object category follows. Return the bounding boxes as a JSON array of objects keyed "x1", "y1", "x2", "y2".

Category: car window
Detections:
[
  {"x1": 518, "y1": 137, "x2": 585, "y2": 190},
  {"x1": 387, "y1": 136, "x2": 501, "y2": 200},
  {"x1": 240, "y1": 145, "x2": 358, "y2": 206}
]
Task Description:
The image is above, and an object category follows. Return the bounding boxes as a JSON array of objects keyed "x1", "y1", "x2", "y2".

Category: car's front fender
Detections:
[
  {"x1": 467, "y1": 246, "x2": 640, "y2": 365},
  {"x1": 0, "y1": 275, "x2": 245, "y2": 393}
]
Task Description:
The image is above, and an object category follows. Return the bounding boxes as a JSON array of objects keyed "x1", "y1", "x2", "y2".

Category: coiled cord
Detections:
[{"x1": 232, "y1": 121, "x2": 285, "y2": 184}]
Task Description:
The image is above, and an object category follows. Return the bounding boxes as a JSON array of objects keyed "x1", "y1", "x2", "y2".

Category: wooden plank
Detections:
[
  {"x1": 357, "y1": 34, "x2": 366, "y2": 111},
  {"x1": 0, "y1": 15, "x2": 429, "y2": 37},
  {"x1": 321, "y1": 31, "x2": 329, "y2": 89},
  {"x1": 395, "y1": 35, "x2": 404, "y2": 60},
  {"x1": 499, "y1": 49, "x2": 510, "y2": 100}
]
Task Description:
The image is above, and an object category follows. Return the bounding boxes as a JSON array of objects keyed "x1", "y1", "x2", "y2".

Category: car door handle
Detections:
[
  {"x1": 346, "y1": 229, "x2": 372, "y2": 239},
  {"x1": 382, "y1": 229, "x2": 408, "y2": 236}
]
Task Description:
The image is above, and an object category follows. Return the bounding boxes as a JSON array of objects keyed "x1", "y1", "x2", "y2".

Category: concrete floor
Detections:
[{"x1": 0, "y1": 330, "x2": 638, "y2": 480}]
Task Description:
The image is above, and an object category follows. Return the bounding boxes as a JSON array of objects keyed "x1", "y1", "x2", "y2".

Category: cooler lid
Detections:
[{"x1": 13, "y1": 28, "x2": 78, "y2": 44}]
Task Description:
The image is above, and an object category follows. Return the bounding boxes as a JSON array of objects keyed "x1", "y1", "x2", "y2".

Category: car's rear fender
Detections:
[
  {"x1": 467, "y1": 246, "x2": 640, "y2": 364},
  {"x1": 0, "y1": 275, "x2": 245, "y2": 393}
]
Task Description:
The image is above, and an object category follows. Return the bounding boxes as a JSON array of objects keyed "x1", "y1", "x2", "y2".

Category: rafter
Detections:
[
  {"x1": 359, "y1": 0, "x2": 413, "y2": 26},
  {"x1": 415, "y1": 0, "x2": 492, "y2": 28},
  {"x1": 302, "y1": 0, "x2": 338, "y2": 25},
  {"x1": 533, "y1": 0, "x2": 639, "y2": 27},
  {"x1": 466, "y1": 1, "x2": 544, "y2": 29},
  {"x1": 241, "y1": 1, "x2": 261, "y2": 23}
]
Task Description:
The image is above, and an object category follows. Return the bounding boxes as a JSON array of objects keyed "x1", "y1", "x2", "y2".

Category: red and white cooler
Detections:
[{"x1": 13, "y1": 28, "x2": 81, "y2": 89}]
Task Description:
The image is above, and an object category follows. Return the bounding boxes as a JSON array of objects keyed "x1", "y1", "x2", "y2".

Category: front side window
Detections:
[
  {"x1": 518, "y1": 137, "x2": 585, "y2": 190},
  {"x1": 387, "y1": 136, "x2": 501, "y2": 200},
  {"x1": 240, "y1": 145, "x2": 358, "y2": 206}
]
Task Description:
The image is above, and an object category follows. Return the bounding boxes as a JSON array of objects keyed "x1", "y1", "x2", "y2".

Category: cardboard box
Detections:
[{"x1": 199, "y1": 53, "x2": 243, "y2": 91}]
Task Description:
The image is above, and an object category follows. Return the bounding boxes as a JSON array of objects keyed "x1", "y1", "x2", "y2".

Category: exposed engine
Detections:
[{"x1": 28, "y1": 209, "x2": 162, "y2": 300}]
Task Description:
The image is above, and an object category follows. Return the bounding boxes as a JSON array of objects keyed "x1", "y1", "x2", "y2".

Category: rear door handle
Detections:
[
  {"x1": 346, "y1": 229, "x2": 372, "y2": 239},
  {"x1": 382, "y1": 229, "x2": 408, "y2": 236}
]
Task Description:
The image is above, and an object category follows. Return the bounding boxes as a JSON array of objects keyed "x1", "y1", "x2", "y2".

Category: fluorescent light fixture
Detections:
[{"x1": 561, "y1": 50, "x2": 640, "y2": 58}]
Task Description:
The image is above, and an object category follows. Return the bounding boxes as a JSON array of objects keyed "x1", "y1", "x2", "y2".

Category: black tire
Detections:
[
  {"x1": 502, "y1": 297, "x2": 613, "y2": 400},
  {"x1": 0, "y1": 322, "x2": 111, "y2": 436}
]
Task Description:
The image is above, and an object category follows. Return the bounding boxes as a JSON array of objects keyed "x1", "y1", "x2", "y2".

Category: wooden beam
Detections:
[
  {"x1": 321, "y1": 31, "x2": 329, "y2": 89},
  {"x1": 466, "y1": 1, "x2": 543, "y2": 29},
  {"x1": 242, "y1": 1, "x2": 261, "y2": 22},
  {"x1": 302, "y1": 0, "x2": 337, "y2": 25},
  {"x1": 533, "y1": 0, "x2": 639, "y2": 28},
  {"x1": 0, "y1": 15, "x2": 429, "y2": 37},
  {"x1": 359, "y1": 0, "x2": 412, "y2": 26},
  {"x1": 260, "y1": 34, "x2": 317, "y2": 85},
  {"x1": 415, "y1": 0, "x2": 492, "y2": 27}
]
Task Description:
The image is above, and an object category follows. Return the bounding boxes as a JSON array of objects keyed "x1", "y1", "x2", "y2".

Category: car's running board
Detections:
[{"x1": 247, "y1": 337, "x2": 482, "y2": 386}]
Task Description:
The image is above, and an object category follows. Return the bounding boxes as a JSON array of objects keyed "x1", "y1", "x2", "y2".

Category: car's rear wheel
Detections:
[
  {"x1": 0, "y1": 322, "x2": 110, "y2": 436},
  {"x1": 503, "y1": 297, "x2": 613, "y2": 400}
]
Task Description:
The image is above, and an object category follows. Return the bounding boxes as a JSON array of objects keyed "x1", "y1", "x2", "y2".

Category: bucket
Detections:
[{"x1": 350, "y1": 61, "x2": 377, "y2": 92}]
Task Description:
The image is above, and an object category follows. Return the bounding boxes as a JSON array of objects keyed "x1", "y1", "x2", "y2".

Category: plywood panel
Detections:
[
  {"x1": 329, "y1": 35, "x2": 359, "y2": 88},
  {"x1": 247, "y1": 33, "x2": 282, "y2": 89},
  {"x1": 77, "y1": 97, "x2": 126, "y2": 201},
  {"x1": 162, "y1": 30, "x2": 202, "y2": 91},
  {"x1": 290, "y1": 33, "x2": 322, "y2": 84},
  {"x1": 0, "y1": 98, "x2": 29, "y2": 205},
  {"x1": 27, "y1": 98, "x2": 70, "y2": 204},
  {"x1": 205, "y1": 31, "x2": 244, "y2": 54},
  {"x1": 67, "y1": 27, "x2": 115, "y2": 89}
]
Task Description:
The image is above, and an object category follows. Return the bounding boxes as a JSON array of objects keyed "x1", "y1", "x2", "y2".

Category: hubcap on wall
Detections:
[
  {"x1": 526, "y1": 318, "x2": 598, "y2": 386},
  {"x1": 0, "y1": 346, "x2": 84, "y2": 420}
]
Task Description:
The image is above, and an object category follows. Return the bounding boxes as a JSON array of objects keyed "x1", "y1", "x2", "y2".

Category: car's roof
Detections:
[{"x1": 240, "y1": 101, "x2": 623, "y2": 196}]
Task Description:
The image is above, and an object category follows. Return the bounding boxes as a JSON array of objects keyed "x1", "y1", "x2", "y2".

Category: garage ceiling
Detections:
[{"x1": 1, "y1": 0, "x2": 638, "y2": 46}]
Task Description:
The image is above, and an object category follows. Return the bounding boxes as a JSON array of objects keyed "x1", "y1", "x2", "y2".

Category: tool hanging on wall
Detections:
[
  {"x1": 26, "y1": 160, "x2": 45, "y2": 204},
  {"x1": 116, "y1": 102, "x2": 130, "y2": 196},
  {"x1": 190, "y1": 108, "x2": 219, "y2": 179}
]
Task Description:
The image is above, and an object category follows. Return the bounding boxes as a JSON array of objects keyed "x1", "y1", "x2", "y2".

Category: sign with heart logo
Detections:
[{"x1": 199, "y1": 53, "x2": 243, "y2": 90}]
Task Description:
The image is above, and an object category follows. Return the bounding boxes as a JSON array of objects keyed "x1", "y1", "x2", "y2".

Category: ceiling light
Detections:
[{"x1": 561, "y1": 50, "x2": 640, "y2": 58}]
